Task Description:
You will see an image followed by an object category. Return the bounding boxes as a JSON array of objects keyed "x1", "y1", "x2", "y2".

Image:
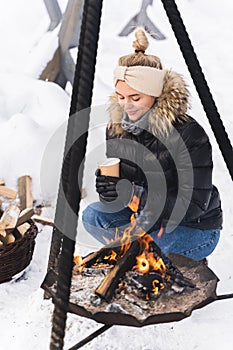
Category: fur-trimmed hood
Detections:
[{"x1": 107, "y1": 70, "x2": 190, "y2": 138}]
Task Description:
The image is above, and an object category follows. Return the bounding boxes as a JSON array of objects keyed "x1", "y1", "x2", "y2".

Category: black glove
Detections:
[
  {"x1": 95, "y1": 169, "x2": 148, "y2": 213},
  {"x1": 95, "y1": 168, "x2": 133, "y2": 205},
  {"x1": 95, "y1": 168, "x2": 120, "y2": 202}
]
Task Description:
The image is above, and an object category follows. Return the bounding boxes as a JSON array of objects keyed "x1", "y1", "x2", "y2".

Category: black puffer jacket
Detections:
[{"x1": 106, "y1": 70, "x2": 223, "y2": 231}]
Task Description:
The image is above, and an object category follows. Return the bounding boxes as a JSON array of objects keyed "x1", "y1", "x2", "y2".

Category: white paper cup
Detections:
[{"x1": 98, "y1": 158, "x2": 120, "y2": 177}]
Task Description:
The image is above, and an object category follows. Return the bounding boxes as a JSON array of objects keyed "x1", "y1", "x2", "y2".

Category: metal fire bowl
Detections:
[{"x1": 42, "y1": 254, "x2": 219, "y2": 327}]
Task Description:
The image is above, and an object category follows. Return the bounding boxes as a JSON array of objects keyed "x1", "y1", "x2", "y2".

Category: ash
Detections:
[{"x1": 69, "y1": 259, "x2": 218, "y2": 322}]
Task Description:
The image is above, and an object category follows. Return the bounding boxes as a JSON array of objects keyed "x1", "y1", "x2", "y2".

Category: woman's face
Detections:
[{"x1": 116, "y1": 81, "x2": 156, "y2": 122}]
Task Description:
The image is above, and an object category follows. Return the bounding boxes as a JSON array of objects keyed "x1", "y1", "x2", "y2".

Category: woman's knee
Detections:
[
  {"x1": 180, "y1": 229, "x2": 220, "y2": 261},
  {"x1": 82, "y1": 205, "x2": 97, "y2": 226}
]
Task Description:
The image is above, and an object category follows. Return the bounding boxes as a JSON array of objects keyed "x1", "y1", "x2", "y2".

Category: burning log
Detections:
[
  {"x1": 76, "y1": 227, "x2": 145, "y2": 269},
  {"x1": 95, "y1": 239, "x2": 141, "y2": 302},
  {"x1": 74, "y1": 196, "x2": 196, "y2": 303},
  {"x1": 74, "y1": 230, "x2": 196, "y2": 302}
]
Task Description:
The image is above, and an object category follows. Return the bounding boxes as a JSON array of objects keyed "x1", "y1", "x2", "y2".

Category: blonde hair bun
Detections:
[{"x1": 133, "y1": 29, "x2": 149, "y2": 52}]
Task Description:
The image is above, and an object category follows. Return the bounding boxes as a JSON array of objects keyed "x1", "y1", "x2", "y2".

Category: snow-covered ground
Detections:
[{"x1": 0, "y1": 0, "x2": 233, "y2": 349}]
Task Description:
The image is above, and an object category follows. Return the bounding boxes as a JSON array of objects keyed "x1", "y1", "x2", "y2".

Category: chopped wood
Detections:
[
  {"x1": 18, "y1": 176, "x2": 33, "y2": 210},
  {"x1": 32, "y1": 214, "x2": 54, "y2": 227},
  {"x1": 0, "y1": 204, "x2": 20, "y2": 232},
  {"x1": 0, "y1": 229, "x2": 6, "y2": 238},
  {"x1": 3, "y1": 233, "x2": 15, "y2": 245},
  {"x1": 95, "y1": 239, "x2": 141, "y2": 302},
  {"x1": 17, "y1": 223, "x2": 31, "y2": 237},
  {"x1": 16, "y1": 208, "x2": 34, "y2": 227},
  {"x1": 0, "y1": 186, "x2": 17, "y2": 200}
]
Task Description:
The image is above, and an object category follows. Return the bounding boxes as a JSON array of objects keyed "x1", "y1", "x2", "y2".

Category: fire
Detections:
[
  {"x1": 135, "y1": 251, "x2": 166, "y2": 275},
  {"x1": 103, "y1": 250, "x2": 118, "y2": 262},
  {"x1": 134, "y1": 234, "x2": 166, "y2": 274},
  {"x1": 136, "y1": 252, "x2": 150, "y2": 273},
  {"x1": 128, "y1": 195, "x2": 140, "y2": 213},
  {"x1": 73, "y1": 255, "x2": 84, "y2": 272},
  {"x1": 133, "y1": 233, "x2": 167, "y2": 295},
  {"x1": 152, "y1": 279, "x2": 165, "y2": 295},
  {"x1": 73, "y1": 255, "x2": 83, "y2": 265},
  {"x1": 73, "y1": 191, "x2": 172, "y2": 299},
  {"x1": 119, "y1": 213, "x2": 145, "y2": 256}
]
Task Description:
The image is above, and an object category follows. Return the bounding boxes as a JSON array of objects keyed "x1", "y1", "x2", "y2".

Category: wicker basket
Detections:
[{"x1": 0, "y1": 220, "x2": 38, "y2": 284}]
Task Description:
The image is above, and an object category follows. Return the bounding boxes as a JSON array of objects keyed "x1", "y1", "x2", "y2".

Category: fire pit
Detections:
[{"x1": 42, "y1": 226, "x2": 219, "y2": 327}]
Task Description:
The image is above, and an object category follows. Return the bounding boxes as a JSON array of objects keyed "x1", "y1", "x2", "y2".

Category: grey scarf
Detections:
[{"x1": 121, "y1": 109, "x2": 150, "y2": 136}]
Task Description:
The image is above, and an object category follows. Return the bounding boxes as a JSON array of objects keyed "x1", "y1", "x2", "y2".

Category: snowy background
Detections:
[{"x1": 0, "y1": 0, "x2": 233, "y2": 349}]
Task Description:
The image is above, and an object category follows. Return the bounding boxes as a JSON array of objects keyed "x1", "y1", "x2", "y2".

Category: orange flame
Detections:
[
  {"x1": 157, "y1": 225, "x2": 164, "y2": 239},
  {"x1": 136, "y1": 252, "x2": 150, "y2": 273},
  {"x1": 73, "y1": 255, "x2": 83, "y2": 265},
  {"x1": 103, "y1": 250, "x2": 118, "y2": 262},
  {"x1": 134, "y1": 234, "x2": 166, "y2": 276},
  {"x1": 128, "y1": 195, "x2": 140, "y2": 213},
  {"x1": 119, "y1": 214, "x2": 137, "y2": 256},
  {"x1": 73, "y1": 255, "x2": 84, "y2": 272}
]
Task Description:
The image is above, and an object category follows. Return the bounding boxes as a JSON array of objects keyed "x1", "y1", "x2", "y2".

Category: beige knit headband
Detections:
[{"x1": 114, "y1": 65, "x2": 165, "y2": 97}]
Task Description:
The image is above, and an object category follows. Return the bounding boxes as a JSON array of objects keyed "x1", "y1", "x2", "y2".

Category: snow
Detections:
[{"x1": 0, "y1": 0, "x2": 233, "y2": 349}]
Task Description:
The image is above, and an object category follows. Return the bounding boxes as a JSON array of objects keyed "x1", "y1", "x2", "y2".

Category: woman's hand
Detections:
[
  {"x1": 95, "y1": 168, "x2": 120, "y2": 202},
  {"x1": 95, "y1": 169, "x2": 147, "y2": 211}
]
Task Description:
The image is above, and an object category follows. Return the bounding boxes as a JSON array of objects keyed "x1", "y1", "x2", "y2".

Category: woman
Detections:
[{"x1": 82, "y1": 29, "x2": 222, "y2": 261}]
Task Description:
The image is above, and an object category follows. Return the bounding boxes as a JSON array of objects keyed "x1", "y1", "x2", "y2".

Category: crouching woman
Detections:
[{"x1": 82, "y1": 29, "x2": 222, "y2": 261}]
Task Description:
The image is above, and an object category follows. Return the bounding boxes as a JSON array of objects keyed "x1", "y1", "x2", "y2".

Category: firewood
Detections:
[
  {"x1": 80, "y1": 239, "x2": 124, "y2": 268},
  {"x1": 3, "y1": 233, "x2": 15, "y2": 245},
  {"x1": 18, "y1": 176, "x2": 33, "y2": 210},
  {"x1": 0, "y1": 186, "x2": 17, "y2": 199},
  {"x1": 0, "y1": 229, "x2": 6, "y2": 238},
  {"x1": 16, "y1": 208, "x2": 34, "y2": 227},
  {"x1": 0, "y1": 204, "x2": 20, "y2": 233},
  {"x1": 17, "y1": 223, "x2": 31, "y2": 237},
  {"x1": 79, "y1": 228, "x2": 145, "y2": 268},
  {"x1": 32, "y1": 214, "x2": 54, "y2": 227},
  {"x1": 95, "y1": 239, "x2": 141, "y2": 302}
]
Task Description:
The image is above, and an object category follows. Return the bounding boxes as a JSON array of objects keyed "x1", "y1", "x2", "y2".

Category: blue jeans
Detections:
[{"x1": 82, "y1": 202, "x2": 220, "y2": 261}]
